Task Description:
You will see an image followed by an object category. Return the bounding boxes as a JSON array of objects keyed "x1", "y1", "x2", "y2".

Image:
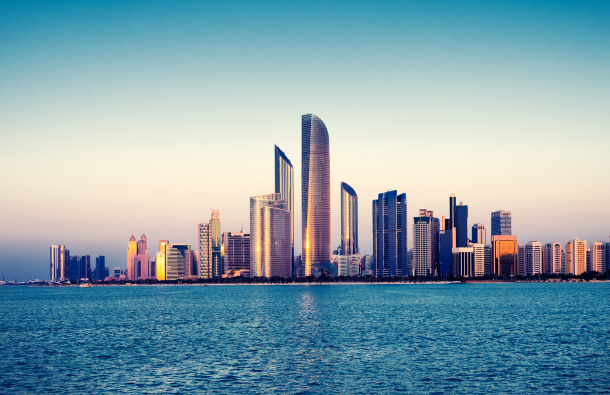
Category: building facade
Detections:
[
  {"x1": 340, "y1": 182, "x2": 359, "y2": 256},
  {"x1": 199, "y1": 210, "x2": 222, "y2": 279},
  {"x1": 589, "y1": 241, "x2": 604, "y2": 273},
  {"x1": 439, "y1": 229, "x2": 455, "y2": 277},
  {"x1": 525, "y1": 241, "x2": 543, "y2": 276},
  {"x1": 472, "y1": 243, "x2": 485, "y2": 277},
  {"x1": 301, "y1": 114, "x2": 331, "y2": 276},
  {"x1": 372, "y1": 190, "x2": 407, "y2": 276},
  {"x1": 250, "y1": 193, "x2": 292, "y2": 278},
  {"x1": 491, "y1": 211, "x2": 512, "y2": 236},
  {"x1": 455, "y1": 204, "x2": 469, "y2": 247},
  {"x1": 452, "y1": 247, "x2": 474, "y2": 277},
  {"x1": 156, "y1": 240, "x2": 169, "y2": 281},
  {"x1": 492, "y1": 235, "x2": 518, "y2": 277},
  {"x1": 50, "y1": 245, "x2": 69, "y2": 282},
  {"x1": 565, "y1": 238, "x2": 587, "y2": 275},
  {"x1": 165, "y1": 244, "x2": 190, "y2": 281}
]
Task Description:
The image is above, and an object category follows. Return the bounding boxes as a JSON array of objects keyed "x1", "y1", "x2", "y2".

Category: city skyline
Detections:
[{"x1": 1, "y1": 1, "x2": 609, "y2": 280}]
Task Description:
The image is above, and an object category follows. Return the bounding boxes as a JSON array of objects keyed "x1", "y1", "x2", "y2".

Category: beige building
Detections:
[
  {"x1": 589, "y1": 241, "x2": 604, "y2": 273},
  {"x1": 565, "y1": 238, "x2": 587, "y2": 275},
  {"x1": 544, "y1": 243, "x2": 562, "y2": 274}
]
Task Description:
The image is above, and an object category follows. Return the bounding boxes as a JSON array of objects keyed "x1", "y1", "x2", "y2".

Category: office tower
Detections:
[
  {"x1": 605, "y1": 240, "x2": 610, "y2": 273},
  {"x1": 275, "y1": 145, "x2": 294, "y2": 271},
  {"x1": 127, "y1": 235, "x2": 137, "y2": 280},
  {"x1": 250, "y1": 193, "x2": 292, "y2": 278},
  {"x1": 484, "y1": 245, "x2": 492, "y2": 275},
  {"x1": 223, "y1": 232, "x2": 250, "y2": 274},
  {"x1": 491, "y1": 235, "x2": 518, "y2": 277},
  {"x1": 518, "y1": 244, "x2": 526, "y2": 276},
  {"x1": 561, "y1": 249, "x2": 566, "y2": 273},
  {"x1": 165, "y1": 244, "x2": 190, "y2": 281},
  {"x1": 301, "y1": 113, "x2": 331, "y2": 276},
  {"x1": 586, "y1": 249, "x2": 591, "y2": 271},
  {"x1": 472, "y1": 244, "x2": 485, "y2": 277},
  {"x1": 372, "y1": 190, "x2": 407, "y2": 276},
  {"x1": 137, "y1": 235, "x2": 147, "y2": 254},
  {"x1": 156, "y1": 240, "x2": 169, "y2": 281},
  {"x1": 50, "y1": 245, "x2": 68, "y2": 282},
  {"x1": 439, "y1": 229, "x2": 455, "y2": 277},
  {"x1": 472, "y1": 224, "x2": 486, "y2": 245},
  {"x1": 524, "y1": 241, "x2": 543, "y2": 275},
  {"x1": 69, "y1": 256, "x2": 80, "y2": 282},
  {"x1": 113, "y1": 267, "x2": 121, "y2": 277},
  {"x1": 363, "y1": 255, "x2": 373, "y2": 274},
  {"x1": 449, "y1": 194, "x2": 456, "y2": 229},
  {"x1": 413, "y1": 209, "x2": 440, "y2": 276},
  {"x1": 334, "y1": 255, "x2": 348, "y2": 276},
  {"x1": 348, "y1": 254, "x2": 361, "y2": 276},
  {"x1": 340, "y1": 182, "x2": 359, "y2": 255},
  {"x1": 544, "y1": 243, "x2": 561, "y2": 274},
  {"x1": 81, "y1": 255, "x2": 91, "y2": 281},
  {"x1": 95, "y1": 256, "x2": 106, "y2": 282},
  {"x1": 455, "y1": 203, "x2": 469, "y2": 247},
  {"x1": 452, "y1": 248, "x2": 474, "y2": 277},
  {"x1": 199, "y1": 210, "x2": 222, "y2": 279},
  {"x1": 589, "y1": 241, "x2": 604, "y2": 273},
  {"x1": 491, "y1": 211, "x2": 512, "y2": 236},
  {"x1": 134, "y1": 254, "x2": 151, "y2": 280},
  {"x1": 184, "y1": 250, "x2": 199, "y2": 278},
  {"x1": 565, "y1": 238, "x2": 587, "y2": 275}
]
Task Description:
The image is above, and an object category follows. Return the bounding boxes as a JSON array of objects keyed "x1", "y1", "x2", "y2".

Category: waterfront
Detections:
[{"x1": 1, "y1": 283, "x2": 609, "y2": 394}]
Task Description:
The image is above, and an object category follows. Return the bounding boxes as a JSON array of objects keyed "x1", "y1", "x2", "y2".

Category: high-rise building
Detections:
[
  {"x1": 340, "y1": 182, "x2": 359, "y2": 256},
  {"x1": 50, "y1": 245, "x2": 69, "y2": 282},
  {"x1": 561, "y1": 249, "x2": 566, "y2": 273},
  {"x1": 333, "y1": 255, "x2": 348, "y2": 276},
  {"x1": 165, "y1": 244, "x2": 190, "y2": 281},
  {"x1": 491, "y1": 211, "x2": 512, "y2": 236},
  {"x1": 413, "y1": 209, "x2": 440, "y2": 276},
  {"x1": 199, "y1": 211, "x2": 222, "y2": 279},
  {"x1": 484, "y1": 245, "x2": 492, "y2": 275},
  {"x1": 250, "y1": 193, "x2": 292, "y2": 278},
  {"x1": 81, "y1": 255, "x2": 91, "y2": 281},
  {"x1": 449, "y1": 194, "x2": 457, "y2": 230},
  {"x1": 455, "y1": 203, "x2": 468, "y2": 247},
  {"x1": 589, "y1": 241, "x2": 604, "y2": 273},
  {"x1": 301, "y1": 113, "x2": 331, "y2": 276},
  {"x1": 565, "y1": 238, "x2": 587, "y2": 275},
  {"x1": 472, "y1": 224, "x2": 486, "y2": 245},
  {"x1": 223, "y1": 232, "x2": 250, "y2": 273},
  {"x1": 492, "y1": 235, "x2": 518, "y2": 277},
  {"x1": 275, "y1": 145, "x2": 294, "y2": 272},
  {"x1": 184, "y1": 250, "x2": 199, "y2": 278},
  {"x1": 518, "y1": 244, "x2": 526, "y2": 276},
  {"x1": 372, "y1": 190, "x2": 407, "y2": 276},
  {"x1": 472, "y1": 243, "x2": 485, "y2": 277},
  {"x1": 156, "y1": 240, "x2": 169, "y2": 281},
  {"x1": 452, "y1": 247, "x2": 474, "y2": 277},
  {"x1": 133, "y1": 254, "x2": 151, "y2": 280},
  {"x1": 127, "y1": 235, "x2": 137, "y2": 280},
  {"x1": 605, "y1": 239, "x2": 610, "y2": 273},
  {"x1": 439, "y1": 229, "x2": 455, "y2": 277},
  {"x1": 95, "y1": 256, "x2": 106, "y2": 282},
  {"x1": 544, "y1": 243, "x2": 562, "y2": 274},
  {"x1": 68, "y1": 256, "x2": 80, "y2": 282},
  {"x1": 525, "y1": 241, "x2": 543, "y2": 276}
]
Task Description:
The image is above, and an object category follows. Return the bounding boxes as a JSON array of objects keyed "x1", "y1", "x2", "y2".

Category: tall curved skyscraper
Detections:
[
  {"x1": 340, "y1": 182, "x2": 358, "y2": 255},
  {"x1": 302, "y1": 114, "x2": 331, "y2": 275}
]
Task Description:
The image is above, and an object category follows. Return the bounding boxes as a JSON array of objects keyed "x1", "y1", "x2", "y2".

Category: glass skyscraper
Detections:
[
  {"x1": 199, "y1": 210, "x2": 222, "y2": 279},
  {"x1": 492, "y1": 235, "x2": 518, "y2": 277},
  {"x1": 275, "y1": 145, "x2": 293, "y2": 271},
  {"x1": 372, "y1": 190, "x2": 407, "y2": 276},
  {"x1": 165, "y1": 244, "x2": 190, "y2": 281},
  {"x1": 250, "y1": 193, "x2": 292, "y2": 278},
  {"x1": 340, "y1": 182, "x2": 358, "y2": 255},
  {"x1": 301, "y1": 114, "x2": 331, "y2": 276},
  {"x1": 491, "y1": 211, "x2": 512, "y2": 236}
]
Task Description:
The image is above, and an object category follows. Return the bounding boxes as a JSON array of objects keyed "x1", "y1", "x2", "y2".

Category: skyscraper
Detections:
[
  {"x1": 340, "y1": 182, "x2": 358, "y2": 255},
  {"x1": 518, "y1": 244, "x2": 526, "y2": 276},
  {"x1": 492, "y1": 235, "x2": 518, "y2": 277},
  {"x1": 128, "y1": 234, "x2": 150, "y2": 281},
  {"x1": 491, "y1": 211, "x2": 512, "y2": 236},
  {"x1": 372, "y1": 190, "x2": 407, "y2": 276},
  {"x1": 605, "y1": 239, "x2": 610, "y2": 273},
  {"x1": 452, "y1": 247, "x2": 474, "y2": 277},
  {"x1": 449, "y1": 193, "x2": 456, "y2": 230},
  {"x1": 455, "y1": 203, "x2": 469, "y2": 247},
  {"x1": 412, "y1": 209, "x2": 440, "y2": 276},
  {"x1": 439, "y1": 229, "x2": 455, "y2": 277},
  {"x1": 565, "y1": 238, "x2": 587, "y2": 275},
  {"x1": 95, "y1": 256, "x2": 106, "y2": 282},
  {"x1": 471, "y1": 224, "x2": 486, "y2": 245},
  {"x1": 471, "y1": 243, "x2": 485, "y2": 277},
  {"x1": 275, "y1": 145, "x2": 294, "y2": 271},
  {"x1": 301, "y1": 114, "x2": 331, "y2": 276},
  {"x1": 589, "y1": 241, "x2": 604, "y2": 273},
  {"x1": 165, "y1": 244, "x2": 190, "y2": 281},
  {"x1": 250, "y1": 193, "x2": 292, "y2": 278},
  {"x1": 524, "y1": 241, "x2": 543, "y2": 275},
  {"x1": 50, "y1": 245, "x2": 68, "y2": 282},
  {"x1": 156, "y1": 240, "x2": 169, "y2": 281},
  {"x1": 223, "y1": 232, "x2": 250, "y2": 273},
  {"x1": 544, "y1": 243, "x2": 562, "y2": 274},
  {"x1": 127, "y1": 235, "x2": 137, "y2": 280},
  {"x1": 199, "y1": 210, "x2": 222, "y2": 279}
]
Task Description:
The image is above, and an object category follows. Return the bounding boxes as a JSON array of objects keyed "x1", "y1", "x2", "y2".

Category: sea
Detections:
[{"x1": 1, "y1": 283, "x2": 609, "y2": 394}]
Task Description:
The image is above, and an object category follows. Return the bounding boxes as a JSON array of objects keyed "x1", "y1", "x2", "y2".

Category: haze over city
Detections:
[{"x1": 1, "y1": 0, "x2": 609, "y2": 280}]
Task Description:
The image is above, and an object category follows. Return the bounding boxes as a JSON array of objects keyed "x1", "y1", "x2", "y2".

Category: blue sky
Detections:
[{"x1": 1, "y1": 0, "x2": 609, "y2": 280}]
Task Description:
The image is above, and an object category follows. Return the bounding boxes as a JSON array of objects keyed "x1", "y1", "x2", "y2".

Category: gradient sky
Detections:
[{"x1": 1, "y1": 0, "x2": 609, "y2": 280}]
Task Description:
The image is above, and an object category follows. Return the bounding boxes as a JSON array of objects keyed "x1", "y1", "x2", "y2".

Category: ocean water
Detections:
[{"x1": 1, "y1": 283, "x2": 609, "y2": 394}]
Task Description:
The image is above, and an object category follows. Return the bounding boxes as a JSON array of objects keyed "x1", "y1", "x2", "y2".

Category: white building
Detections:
[
  {"x1": 524, "y1": 241, "x2": 543, "y2": 275},
  {"x1": 544, "y1": 243, "x2": 562, "y2": 274},
  {"x1": 589, "y1": 241, "x2": 604, "y2": 273}
]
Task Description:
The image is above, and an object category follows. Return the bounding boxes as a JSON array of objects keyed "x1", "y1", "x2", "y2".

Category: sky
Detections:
[{"x1": 1, "y1": 0, "x2": 609, "y2": 281}]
